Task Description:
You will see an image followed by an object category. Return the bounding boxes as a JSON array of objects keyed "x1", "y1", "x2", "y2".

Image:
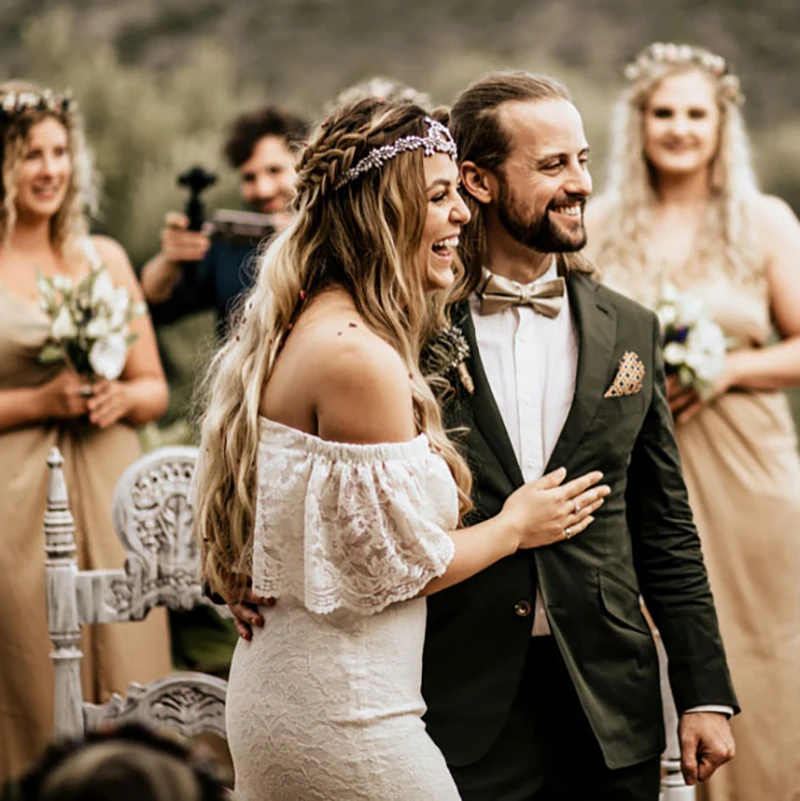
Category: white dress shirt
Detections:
[
  {"x1": 470, "y1": 258, "x2": 574, "y2": 636},
  {"x1": 469, "y1": 259, "x2": 732, "y2": 717}
]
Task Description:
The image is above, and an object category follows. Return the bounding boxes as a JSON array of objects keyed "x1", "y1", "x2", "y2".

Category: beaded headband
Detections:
[
  {"x1": 0, "y1": 88, "x2": 74, "y2": 125},
  {"x1": 334, "y1": 116, "x2": 458, "y2": 190},
  {"x1": 624, "y1": 43, "x2": 743, "y2": 105}
]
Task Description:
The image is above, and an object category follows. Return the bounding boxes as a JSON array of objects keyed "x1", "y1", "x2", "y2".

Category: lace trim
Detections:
[{"x1": 251, "y1": 426, "x2": 457, "y2": 615}]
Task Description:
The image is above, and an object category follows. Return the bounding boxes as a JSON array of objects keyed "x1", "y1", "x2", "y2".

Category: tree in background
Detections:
[{"x1": 7, "y1": 7, "x2": 799, "y2": 431}]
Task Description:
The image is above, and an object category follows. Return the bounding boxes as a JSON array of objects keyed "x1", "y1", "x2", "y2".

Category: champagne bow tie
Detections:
[{"x1": 478, "y1": 271, "x2": 567, "y2": 318}]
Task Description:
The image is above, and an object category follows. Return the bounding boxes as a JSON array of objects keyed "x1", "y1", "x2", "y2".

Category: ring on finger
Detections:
[
  {"x1": 564, "y1": 526, "x2": 573, "y2": 539},
  {"x1": 575, "y1": 501, "x2": 582, "y2": 514}
]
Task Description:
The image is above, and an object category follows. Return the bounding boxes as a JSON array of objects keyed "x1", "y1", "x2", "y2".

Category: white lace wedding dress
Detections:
[{"x1": 226, "y1": 417, "x2": 462, "y2": 800}]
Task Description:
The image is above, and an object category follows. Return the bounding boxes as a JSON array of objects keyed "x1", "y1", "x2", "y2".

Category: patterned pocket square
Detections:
[{"x1": 604, "y1": 351, "x2": 645, "y2": 398}]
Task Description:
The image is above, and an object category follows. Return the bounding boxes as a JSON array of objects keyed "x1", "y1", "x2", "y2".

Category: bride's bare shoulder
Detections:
[{"x1": 272, "y1": 299, "x2": 416, "y2": 444}]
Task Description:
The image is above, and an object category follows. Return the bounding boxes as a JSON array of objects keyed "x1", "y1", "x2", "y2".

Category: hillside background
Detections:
[{"x1": 2, "y1": 0, "x2": 798, "y2": 429}]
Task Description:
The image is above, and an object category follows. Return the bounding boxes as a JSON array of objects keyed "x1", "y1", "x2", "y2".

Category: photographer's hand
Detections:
[
  {"x1": 161, "y1": 212, "x2": 212, "y2": 264},
  {"x1": 140, "y1": 212, "x2": 211, "y2": 304}
]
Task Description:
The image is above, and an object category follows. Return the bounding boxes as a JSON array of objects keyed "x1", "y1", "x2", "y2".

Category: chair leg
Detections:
[
  {"x1": 44, "y1": 447, "x2": 85, "y2": 739},
  {"x1": 656, "y1": 630, "x2": 695, "y2": 801}
]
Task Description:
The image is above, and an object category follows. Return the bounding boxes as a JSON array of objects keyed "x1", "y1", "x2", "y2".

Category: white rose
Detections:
[
  {"x1": 663, "y1": 342, "x2": 687, "y2": 366},
  {"x1": 88, "y1": 334, "x2": 128, "y2": 380},
  {"x1": 85, "y1": 314, "x2": 112, "y2": 340},
  {"x1": 37, "y1": 274, "x2": 55, "y2": 306},
  {"x1": 108, "y1": 288, "x2": 132, "y2": 329},
  {"x1": 50, "y1": 306, "x2": 76, "y2": 339},
  {"x1": 676, "y1": 294, "x2": 704, "y2": 326},
  {"x1": 91, "y1": 270, "x2": 115, "y2": 305},
  {"x1": 689, "y1": 318, "x2": 726, "y2": 351},
  {"x1": 657, "y1": 304, "x2": 677, "y2": 327},
  {"x1": 51, "y1": 275, "x2": 73, "y2": 294},
  {"x1": 661, "y1": 283, "x2": 680, "y2": 303}
]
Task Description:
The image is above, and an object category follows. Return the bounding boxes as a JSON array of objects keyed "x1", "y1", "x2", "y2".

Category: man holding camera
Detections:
[{"x1": 140, "y1": 106, "x2": 309, "y2": 335}]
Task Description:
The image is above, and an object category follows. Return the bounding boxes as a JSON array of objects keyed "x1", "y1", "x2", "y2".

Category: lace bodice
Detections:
[{"x1": 251, "y1": 417, "x2": 458, "y2": 615}]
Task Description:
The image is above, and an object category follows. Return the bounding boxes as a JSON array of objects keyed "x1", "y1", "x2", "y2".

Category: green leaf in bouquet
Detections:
[
  {"x1": 695, "y1": 379, "x2": 715, "y2": 402},
  {"x1": 64, "y1": 340, "x2": 94, "y2": 379},
  {"x1": 36, "y1": 270, "x2": 55, "y2": 307},
  {"x1": 678, "y1": 364, "x2": 694, "y2": 389},
  {"x1": 77, "y1": 268, "x2": 97, "y2": 294},
  {"x1": 74, "y1": 270, "x2": 97, "y2": 315},
  {"x1": 38, "y1": 295, "x2": 57, "y2": 318},
  {"x1": 38, "y1": 342, "x2": 66, "y2": 364}
]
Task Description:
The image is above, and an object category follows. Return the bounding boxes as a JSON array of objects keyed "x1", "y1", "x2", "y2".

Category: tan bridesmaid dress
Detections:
[
  {"x1": 665, "y1": 271, "x2": 800, "y2": 801},
  {"x1": 0, "y1": 284, "x2": 172, "y2": 781}
]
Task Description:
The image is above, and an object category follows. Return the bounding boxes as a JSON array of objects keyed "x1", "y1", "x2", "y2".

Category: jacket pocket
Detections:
[
  {"x1": 598, "y1": 572, "x2": 652, "y2": 635},
  {"x1": 599, "y1": 391, "x2": 646, "y2": 416}
]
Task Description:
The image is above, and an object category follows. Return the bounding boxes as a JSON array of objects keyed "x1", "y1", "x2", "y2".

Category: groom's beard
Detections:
[{"x1": 496, "y1": 179, "x2": 587, "y2": 253}]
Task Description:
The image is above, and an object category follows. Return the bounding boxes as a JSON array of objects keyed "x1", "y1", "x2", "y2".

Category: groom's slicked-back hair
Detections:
[{"x1": 449, "y1": 71, "x2": 571, "y2": 173}]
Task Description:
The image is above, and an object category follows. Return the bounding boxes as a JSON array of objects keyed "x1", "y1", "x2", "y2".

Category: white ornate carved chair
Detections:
[
  {"x1": 44, "y1": 445, "x2": 228, "y2": 743},
  {"x1": 656, "y1": 627, "x2": 697, "y2": 800}
]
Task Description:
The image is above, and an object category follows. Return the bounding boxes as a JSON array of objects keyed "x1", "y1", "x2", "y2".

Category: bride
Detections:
[{"x1": 192, "y1": 98, "x2": 608, "y2": 800}]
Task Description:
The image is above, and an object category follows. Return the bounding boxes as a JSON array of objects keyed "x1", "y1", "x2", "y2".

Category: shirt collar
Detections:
[{"x1": 478, "y1": 255, "x2": 559, "y2": 294}]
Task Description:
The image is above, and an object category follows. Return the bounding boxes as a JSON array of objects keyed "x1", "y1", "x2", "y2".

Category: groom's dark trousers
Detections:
[
  {"x1": 450, "y1": 637, "x2": 660, "y2": 800},
  {"x1": 422, "y1": 272, "x2": 738, "y2": 800}
]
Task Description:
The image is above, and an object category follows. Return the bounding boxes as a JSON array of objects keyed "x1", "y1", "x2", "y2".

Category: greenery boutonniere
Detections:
[{"x1": 421, "y1": 324, "x2": 474, "y2": 397}]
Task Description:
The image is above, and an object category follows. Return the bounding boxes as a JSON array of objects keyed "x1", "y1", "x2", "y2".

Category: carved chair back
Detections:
[{"x1": 44, "y1": 445, "x2": 228, "y2": 741}]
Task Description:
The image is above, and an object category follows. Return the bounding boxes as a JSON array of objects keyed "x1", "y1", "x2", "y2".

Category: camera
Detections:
[{"x1": 177, "y1": 164, "x2": 277, "y2": 248}]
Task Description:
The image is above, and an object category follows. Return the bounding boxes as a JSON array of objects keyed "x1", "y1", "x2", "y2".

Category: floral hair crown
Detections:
[
  {"x1": 334, "y1": 116, "x2": 458, "y2": 190},
  {"x1": 624, "y1": 43, "x2": 743, "y2": 105},
  {"x1": 0, "y1": 88, "x2": 74, "y2": 125}
]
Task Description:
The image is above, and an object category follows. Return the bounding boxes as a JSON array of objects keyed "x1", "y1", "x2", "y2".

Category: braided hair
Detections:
[{"x1": 195, "y1": 98, "x2": 472, "y2": 600}]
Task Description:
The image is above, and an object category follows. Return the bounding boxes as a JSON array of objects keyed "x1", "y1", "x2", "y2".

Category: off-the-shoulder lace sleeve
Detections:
[{"x1": 251, "y1": 420, "x2": 457, "y2": 615}]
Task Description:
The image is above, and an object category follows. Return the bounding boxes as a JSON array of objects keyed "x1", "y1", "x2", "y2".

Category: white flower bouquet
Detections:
[
  {"x1": 37, "y1": 265, "x2": 146, "y2": 381},
  {"x1": 655, "y1": 283, "x2": 727, "y2": 400}
]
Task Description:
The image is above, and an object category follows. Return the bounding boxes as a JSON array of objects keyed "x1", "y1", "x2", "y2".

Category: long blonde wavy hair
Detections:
[
  {"x1": 194, "y1": 98, "x2": 473, "y2": 600},
  {"x1": 592, "y1": 44, "x2": 761, "y2": 302},
  {"x1": 0, "y1": 81, "x2": 97, "y2": 262}
]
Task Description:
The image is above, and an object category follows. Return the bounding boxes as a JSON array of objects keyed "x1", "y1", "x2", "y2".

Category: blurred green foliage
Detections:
[{"x1": 3, "y1": 6, "x2": 799, "y2": 427}]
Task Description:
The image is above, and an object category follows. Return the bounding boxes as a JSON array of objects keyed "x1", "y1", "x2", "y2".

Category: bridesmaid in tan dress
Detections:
[
  {"x1": 0, "y1": 82, "x2": 172, "y2": 781},
  {"x1": 587, "y1": 44, "x2": 800, "y2": 801}
]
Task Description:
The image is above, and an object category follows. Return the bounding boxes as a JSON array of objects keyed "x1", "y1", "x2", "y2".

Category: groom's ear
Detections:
[{"x1": 460, "y1": 161, "x2": 495, "y2": 205}]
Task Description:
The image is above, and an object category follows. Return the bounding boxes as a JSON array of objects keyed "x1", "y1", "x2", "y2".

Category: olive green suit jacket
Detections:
[{"x1": 422, "y1": 270, "x2": 738, "y2": 770}]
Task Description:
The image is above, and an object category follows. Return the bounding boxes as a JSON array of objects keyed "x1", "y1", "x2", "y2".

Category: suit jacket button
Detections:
[{"x1": 514, "y1": 600, "x2": 532, "y2": 617}]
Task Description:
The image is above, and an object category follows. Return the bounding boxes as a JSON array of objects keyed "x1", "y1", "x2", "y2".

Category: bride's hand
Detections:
[
  {"x1": 226, "y1": 587, "x2": 275, "y2": 641},
  {"x1": 500, "y1": 467, "x2": 610, "y2": 549}
]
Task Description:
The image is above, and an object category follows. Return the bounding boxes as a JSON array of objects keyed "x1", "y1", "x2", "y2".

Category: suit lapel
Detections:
[
  {"x1": 455, "y1": 302, "x2": 525, "y2": 488},
  {"x1": 545, "y1": 273, "x2": 618, "y2": 472}
]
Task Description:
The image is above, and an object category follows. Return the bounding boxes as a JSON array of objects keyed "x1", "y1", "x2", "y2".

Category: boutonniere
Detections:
[{"x1": 421, "y1": 324, "x2": 475, "y2": 396}]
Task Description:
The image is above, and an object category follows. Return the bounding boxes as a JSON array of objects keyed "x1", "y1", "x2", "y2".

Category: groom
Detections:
[{"x1": 419, "y1": 72, "x2": 738, "y2": 800}]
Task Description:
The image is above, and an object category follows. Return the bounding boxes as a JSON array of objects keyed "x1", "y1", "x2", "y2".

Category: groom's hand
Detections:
[
  {"x1": 679, "y1": 712, "x2": 735, "y2": 785},
  {"x1": 226, "y1": 589, "x2": 274, "y2": 641}
]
